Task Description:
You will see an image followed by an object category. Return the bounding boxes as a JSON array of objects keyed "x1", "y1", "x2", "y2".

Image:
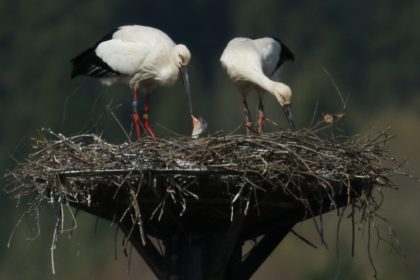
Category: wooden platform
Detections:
[{"x1": 64, "y1": 169, "x2": 369, "y2": 279}]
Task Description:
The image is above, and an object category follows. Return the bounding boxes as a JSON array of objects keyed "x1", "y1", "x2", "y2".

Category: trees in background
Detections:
[{"x1": 1, "y1": 1, "x2": 419, "y2": 279}]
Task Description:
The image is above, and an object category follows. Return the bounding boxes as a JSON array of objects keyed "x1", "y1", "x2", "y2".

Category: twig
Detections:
[
  {"x1": 322, "y1": 66, "x2": 347, "y2": 110},
  {"x1": 61, "y1": 79, "x2": 85, "y2": 131},
  {"x1": 368, "y1": 216, "x2": 379, "y2": 280},
  {"x1": 290, "y1": 229, "x2": 318, "y2": 249},
  {"x1": 334, "y1": 205, "x2": 347, "y2": 280},
  {"x1": 155, "y1": 122, "x2": 185, "y2": 137},
  {"x1": 127, "y1": 243, "x2": 133, "y2": 273},
  {"x1": 309, "y1": 98, "x2": 320, "y2": 128},
  {"x1": 114, "y1": 225, "x2": 119, "y2": 261},
  {"x1": 106, "y1": 104, "x2": 131, "y2": 143},
  {"x1": 7, "y1": 200, "x2": 40, "y2": 248},
  {"x1": 50, "y1": 217, "x2": 60, "y2": 274}
]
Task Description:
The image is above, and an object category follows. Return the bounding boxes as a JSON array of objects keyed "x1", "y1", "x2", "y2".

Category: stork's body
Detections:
[
  {"x1": 220, "y1": 37, "x2": 295, "y2": 133},
  {"x1": 71, "y1": 25, "x2": 204, "y2": 139}
]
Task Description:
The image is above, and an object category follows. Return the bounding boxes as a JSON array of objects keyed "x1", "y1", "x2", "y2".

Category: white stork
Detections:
[
  {"x1": 220, "y1": 37, "x2": 295, "y2": 134},
  {"x1": 71, "y1": 25, "x2": 206, "y2": 139}
]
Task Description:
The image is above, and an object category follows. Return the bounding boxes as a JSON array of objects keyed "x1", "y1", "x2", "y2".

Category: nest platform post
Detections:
[
  {"x1": 117, "y1": 205, "x2": 295, "y2": 280},
  {"x1": 146, "y1": 226, "x2": 293, "y2": 280}
]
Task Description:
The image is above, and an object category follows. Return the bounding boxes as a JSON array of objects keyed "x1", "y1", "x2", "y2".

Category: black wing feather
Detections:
[
  {"x1": 270, "y1": 37, "x2": 295, "y2": 75},
  {"x1": 70, "y1": 28, "x2": 120, "y2": 79}
]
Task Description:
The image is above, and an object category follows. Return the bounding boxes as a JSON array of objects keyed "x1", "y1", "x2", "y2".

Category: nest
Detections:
[
  {"x1": 4, "y1": 126, "x2": 405, "y2": 279},
  {"x1": 6, "y1": 128, "x2": 397, "y2": 238}
]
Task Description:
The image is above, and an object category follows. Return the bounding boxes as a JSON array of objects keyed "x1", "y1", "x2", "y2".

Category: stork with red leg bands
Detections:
[{"x1": 71, "y1": 25, "x2": 294, "y2": 139}]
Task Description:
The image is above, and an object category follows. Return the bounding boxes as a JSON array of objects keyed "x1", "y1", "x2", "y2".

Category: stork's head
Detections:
[
  {"x1": 273, "y1": 83, "x2": 295, "y2": 129},
  {"x1": 174, "y1": 44, "x2": 191, "y2": 68},
  {"x1": 272, "y1": 83, "x2": 291, "y2": 106}
]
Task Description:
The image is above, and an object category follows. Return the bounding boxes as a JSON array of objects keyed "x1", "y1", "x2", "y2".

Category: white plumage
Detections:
[
  {"x1": 72, "y1": 25, "x2": 188, "y2": 89},
  {"x1": 71, "y1": 25, "x2": 205, "y2": 139},
  {"x1": 220, "y1": 37, "x2": 295, "y2": 133}
]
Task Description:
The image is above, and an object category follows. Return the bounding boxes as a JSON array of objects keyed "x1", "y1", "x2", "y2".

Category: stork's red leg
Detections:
[
  {"x1": 242, "y1": 97, "x2": 253, "y2": 135},
  {"x1": 132, "y1": 87, "x2": 141, "y2": 140},
  {"x1": 143, "y1": 91, "x2": 155, "y2": 138},
  {"x1": 257, "y1": 95, "x2": 264, "y2": 134}
]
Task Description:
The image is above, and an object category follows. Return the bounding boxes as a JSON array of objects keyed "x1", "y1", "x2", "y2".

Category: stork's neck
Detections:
[
  {"x1": 252, "y1": 74, "x2": 276, "y2": 93},
  {"x1": 157, "y1": 64, "x2": 179, "y2": 86},
  {"x1": 251, "y1": 74, "x2": 290, "y2": 106}
]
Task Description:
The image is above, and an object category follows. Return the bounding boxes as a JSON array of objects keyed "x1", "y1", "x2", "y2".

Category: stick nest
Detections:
[
  {"x1": 6, "y1": 128, "x2": 397, "y2": 225},
  {"x1": 4, "y1": 126, "x2": 405, "y2": 279}
]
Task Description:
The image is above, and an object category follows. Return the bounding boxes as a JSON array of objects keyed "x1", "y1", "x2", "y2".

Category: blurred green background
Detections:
[{"x1": 1, "y1": 0, "x2": 419, "y2": 279}]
